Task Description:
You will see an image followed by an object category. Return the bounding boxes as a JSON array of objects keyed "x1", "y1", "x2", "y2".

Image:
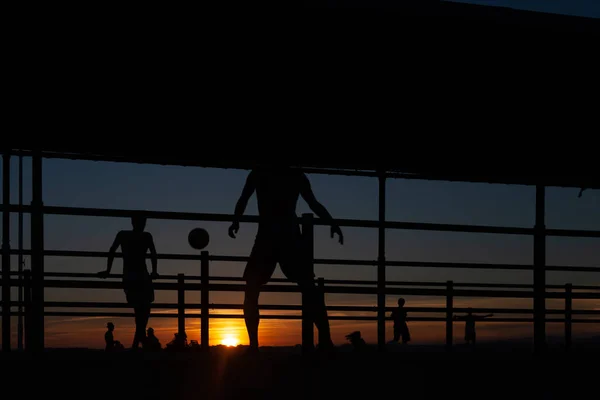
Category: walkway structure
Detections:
[{"x1": 1, "y1": 148, "x2": 599, "y2": 354}]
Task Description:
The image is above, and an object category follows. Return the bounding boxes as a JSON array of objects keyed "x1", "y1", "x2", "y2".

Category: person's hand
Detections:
[
  {"x1": 331, "y1": 224, "x2": 344, "y2": 245},
  {"x1": 228, "y1": 221, "x2": 239, "y2": 239},
  {"x1": 97, "y1": 270, "x2": 110, "y2": 279},
  {"x1": 150, "y1": 271, "x2": 160, "y2": 280}
]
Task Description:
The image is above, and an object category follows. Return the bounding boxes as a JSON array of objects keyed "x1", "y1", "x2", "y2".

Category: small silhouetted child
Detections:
[
  {"x1": 105, "y1": 322, "x2": 115, "y2": 351},
  {"x1": 144, "y1": 327, "x2": 162, "y2": 351},
  {"x1": 345, "y1": 331, "x2": 367, "y2": 351},
  {"x1": 390, "y1": 298, "x2": 411, "y2": 344},
  {"x1": 454, "y1": 308, "x2": 493, "y2": 345},
  {"x1": 114, "y1": 341, "x2": 125, "y2": 351},
  {"x1": 166, "y1": 332, "x2": 188, "y2": 351}
]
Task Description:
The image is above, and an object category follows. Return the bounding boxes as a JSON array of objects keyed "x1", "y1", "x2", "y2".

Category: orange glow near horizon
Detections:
[
  {"x1": 221, "y1": 335, "x2": 239, "y2": 347},
  {"x1": 26, "y1": 317, "x2": 600, "y2": 350},
  {"x1": 20, "y1": 297, "x2": 600, "y2": 349}
]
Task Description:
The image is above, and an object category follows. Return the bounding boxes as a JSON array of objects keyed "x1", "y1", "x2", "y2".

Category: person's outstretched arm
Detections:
[
  {"x1": 299, "y1": 173, "x2": 344, "y2": 244},
  {"x1": 229, "y1": 170, "x2": 256, "y2": 239},
  {"x1": 98, "y1": 232, "x2": 122, "y2": 278}
]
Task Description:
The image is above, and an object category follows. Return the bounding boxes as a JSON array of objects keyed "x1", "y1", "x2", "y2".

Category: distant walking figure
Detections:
[
  {"x1": 228, "y1": 164, "x2": 344, "y2": 352},
  {"x1": 105, "y1": 322, "x2": 115, "y2": 351},
  {"x1": 389, "y1": 298, "x2": 410, "y2": 344},
  {"x1": 98, "y1": 214, "x2": 159, "y2": 349},
  {"x1": 454, "y1": 308, "x2": 493, "y2": 345}
]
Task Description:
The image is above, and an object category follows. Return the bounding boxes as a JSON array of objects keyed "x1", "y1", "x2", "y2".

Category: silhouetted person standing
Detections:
[
  {"x1": 228, "y1": 164, "x2": 344, "y2": 352},
  {"x1": 105, "y1": 322, "x2": 115, "y2": 351},
  {"x1": 98, "y1": 214, "x2": 159, "y2": 349},
  {"x1": 390, "y1": 298, "x2": 410, "y2": 344},
  {"x1": 454, "y1": 308, "x2": 493, "y2": 345}
]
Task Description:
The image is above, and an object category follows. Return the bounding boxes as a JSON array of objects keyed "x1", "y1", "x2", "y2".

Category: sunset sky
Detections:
[{"x1": 1, "y1": 155, "x2": 599, "y2": 349}]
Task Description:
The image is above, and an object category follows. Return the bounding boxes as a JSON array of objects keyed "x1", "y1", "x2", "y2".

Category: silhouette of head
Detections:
[
  {"x1": 397, "y1": 298, "x2": 405, "y2": 307},
  {"x1": 467, "y1": 308, "x2": 473, "y2": 315},
  {"x1": 131, "y1": 214, "x2": 146, "y2": 232},
  {"x1": 107, "y1": 322, "x2": 114, "y2": 330},
  {"x1": 147, "y1": 327, "x2": 154, "y2": 335},
  {"x1": 345, "y1": 331, "x2": 362, "y2": 341}
]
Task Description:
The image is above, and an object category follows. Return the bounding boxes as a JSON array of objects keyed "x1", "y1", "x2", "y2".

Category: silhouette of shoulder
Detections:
[{"x1": 118, "y1": 230, "x2": 152, "y2": 242}]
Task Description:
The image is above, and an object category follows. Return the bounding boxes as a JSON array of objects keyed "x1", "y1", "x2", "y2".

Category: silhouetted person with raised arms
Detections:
[
  {"x1": 228, "y1": 163, "x2": 344, "y2": 352},
  {"x1": 389, "y1": 297, "x2": 410, "y2": 344},
  {"x1": 105, "y1": 322, "x2": 115, "y2": 351},
  {"x1": 98, "y1": 214, "x2": 159, "y2": 349},
  {"x1": 454, "y1": 308, "x2": 493, "y2": 345}
]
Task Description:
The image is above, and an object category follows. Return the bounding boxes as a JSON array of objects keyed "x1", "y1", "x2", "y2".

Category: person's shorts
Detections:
[
  {"x1": 243, "y1": 227, "x2": 313, "y2": 286},
  {"x1": 123, "y1": 276, "x2": 154, "y2": 306},
  {"x1": 394, "y1": 323, "x2": 411, "y2": 342}
]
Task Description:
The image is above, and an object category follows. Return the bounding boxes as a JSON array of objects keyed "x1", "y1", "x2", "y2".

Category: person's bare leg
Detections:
[
  {"x1": 133, "y1": 304, "x2": 150, "y2": 348},
  {"x1": 244, "y1": 284, "x2": 260, "y2": 350}
]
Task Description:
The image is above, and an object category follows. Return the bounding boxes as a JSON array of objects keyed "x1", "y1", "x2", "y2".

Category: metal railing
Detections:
[{"x1": 1, "y1": 151, "x2": 599, "y2": 353}]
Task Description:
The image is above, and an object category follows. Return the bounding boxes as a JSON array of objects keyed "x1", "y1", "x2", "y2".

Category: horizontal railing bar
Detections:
[
  {"x1": 212, "y1": 254, "x2": 377, "y2": 266},
  {"x1": 7, "y1": 310, "x2": 600, "y2": 324},
  {"x1": 387, "y1": 260, "x2": 600, "y2": 272},
  {"x1": 9, "y1": 249, "x2": 600, "y2": 273},
  {"x1": 6, "y1": 203, "x2": 600, "y2": 237},
  {"x1": 10, "y1": 204, "x2": 597, "y2": 237},
  {"x1": 9, "y1": 271, "x2": 600, "y2": 291},
  {"x1": 10, "y1": 301, "x2": 600, "y2": 315},
  {"x1": 546, "y1": 228, "x2": 600, "y2": 238},
  {"x1": 5, "y1": 279, "x2": 600, "y2": 299}
]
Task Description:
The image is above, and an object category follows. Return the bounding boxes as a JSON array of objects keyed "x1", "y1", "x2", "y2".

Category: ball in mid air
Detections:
[{"x1": 188, "y1": 228, "x2": 210, "y2": 250}]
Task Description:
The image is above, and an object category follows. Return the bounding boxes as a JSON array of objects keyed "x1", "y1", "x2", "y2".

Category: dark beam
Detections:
[
  {"x1": 8, "y1": 149, "x2": 600, "y2": 190},
  {"x1": 2, "y1": 151, "x2": 10, "y2": 351},
  {"x1": 30, "y1": 153, "x2": 44, "y2": 351},
  {"x1": 534, "y1": 185, "x2": 546, "y2": 355}
]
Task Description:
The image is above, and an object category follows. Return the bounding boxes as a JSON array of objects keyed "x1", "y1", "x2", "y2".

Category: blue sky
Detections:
[
  {"x1": 449, "y1": 0, "x2": 600, "y2": 18},
  {"x1": 2, "y1": 156, "x2": 599, "y2": 347}
]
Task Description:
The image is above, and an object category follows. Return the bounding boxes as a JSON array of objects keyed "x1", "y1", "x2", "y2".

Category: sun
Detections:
[{"x1": 221, "y1": 335, "x2": 239, "y2": 347}]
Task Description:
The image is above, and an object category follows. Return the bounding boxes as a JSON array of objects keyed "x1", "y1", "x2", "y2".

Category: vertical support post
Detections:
[
  {"x1": 2, "y1": 150, "x2": 11, "y2": 352},
  {"x1": 18, "y1": 150, "x2": 24, "y2": 351},
  {"x1": 317, "y1": 277, "x2": 325, "y2": 312},
  {"x1": 534, "y1": 184, "x2": 546, "y2": 355},
  {"x1": 30, "y1": 152, "x2": 44, "y2": 352},
  {"x1": 23, "y1": 269, "x2": 31, "y2": 351},
  {"x1": 446, "y1": 280, "x2": 453, "y2": 351},
  {"x1": 301, "y1": 213, "x2": 315, "y2": 352},
  {"x1": 377, "y1": 170, "x2": 386, "y2": 352},
  {"x1": 178, "y1": 273, "x2": 185, "y2": 338},
  {"x1": 565, "y1": 283, "x2": 572, "y2": 351},
  {"x1": 200, "y1": 251, "x2": 209, "y2": 350}
]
